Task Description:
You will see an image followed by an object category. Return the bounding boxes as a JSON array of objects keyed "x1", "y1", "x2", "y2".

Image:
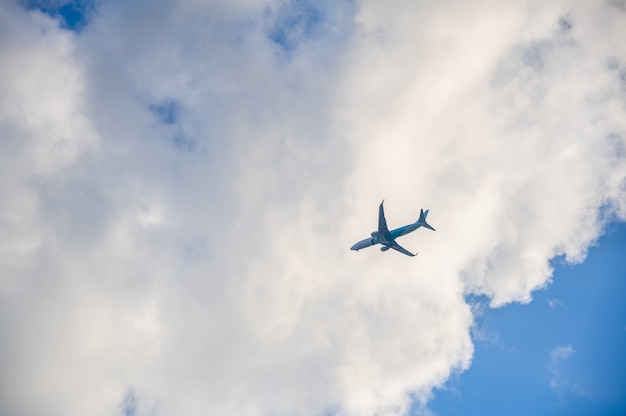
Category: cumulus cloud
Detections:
[{"x1": 0, "y1": 0, "x2": 625, "y2": 415}]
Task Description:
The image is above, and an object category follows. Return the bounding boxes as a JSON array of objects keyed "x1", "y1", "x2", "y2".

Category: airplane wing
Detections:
[
  {"x1": 390, "y1": 241, "x2": 416, "y2": 257},
  {"x1": 378, "y1": 200, "x2": 389, "y2": 235}
]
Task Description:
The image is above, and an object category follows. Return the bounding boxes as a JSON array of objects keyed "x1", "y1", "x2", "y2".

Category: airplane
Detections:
[{"x1": 350, "y1": 200, "x2": 435, "y2": 257}]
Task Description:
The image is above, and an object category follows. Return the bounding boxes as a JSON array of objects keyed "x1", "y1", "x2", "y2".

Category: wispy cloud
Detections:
[
  {"x1": 548, "y1": 344, "x2": 585, "y2": 399},
  {"x1": 122, "y1": 388, "x2": 138, "y2": 416},
  {"x1": 551, "y1": 344, "x2": 574, "y2": 362}
]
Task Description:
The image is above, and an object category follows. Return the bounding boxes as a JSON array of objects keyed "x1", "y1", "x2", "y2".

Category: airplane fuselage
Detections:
[
  {"x1": 350, "y1": 223, "x2": 424, "y2": 251},
  {"x1": 350, "y1": 200, "x2": 435, "y2": 256}
]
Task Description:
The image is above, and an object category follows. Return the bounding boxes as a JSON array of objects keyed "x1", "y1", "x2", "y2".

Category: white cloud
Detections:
[
  {"x1": 551, "y1": 344, "x2": 574, "y2": 362},
  {"x1": 549, "y1": 344, "x2": 573, "y2": 392},
  {"x1": 0, "y1": 0, "x2": 625, "y2": 415},
  {"x1": 548, "y1": 344, "x2": 585, "y2": 399}
]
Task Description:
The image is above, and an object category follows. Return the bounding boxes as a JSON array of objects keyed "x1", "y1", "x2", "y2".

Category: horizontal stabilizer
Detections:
[
  {"x1": 418, "y1": 208, "x2": 436, "y2": 231},
  {"x1": 422, "y1": 222, "x2": 436, "y2": 231}
]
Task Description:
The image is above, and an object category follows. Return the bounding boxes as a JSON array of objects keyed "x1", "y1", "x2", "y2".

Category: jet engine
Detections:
[
  {"x1": 370, "y1": 231, "x2": 379, "y2": 237},
  {"x1": 381, "y1": 245, "x2": 391, "y2": 252}
]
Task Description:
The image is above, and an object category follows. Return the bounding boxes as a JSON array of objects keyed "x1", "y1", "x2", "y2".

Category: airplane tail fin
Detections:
[{"x1": 418, "y1": 209, "x2": 436, "y2": 231}]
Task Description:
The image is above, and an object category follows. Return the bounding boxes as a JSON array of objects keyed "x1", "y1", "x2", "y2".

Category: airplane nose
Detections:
[
  {"x1": 351, "y1": 240, "x2": 366, "y2": 250},
  {"x1": 351, "y1": 238, "x2": 373, "y2": 251}
]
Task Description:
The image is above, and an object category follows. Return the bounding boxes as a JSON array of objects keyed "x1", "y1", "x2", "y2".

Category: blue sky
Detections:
[
  {"x1": 22, "y1": 0, "x2": 93, "y2": 31},
  {"x1": 1, "y1": 1, "x2": 625, "y2": 415},
  {"x1": 428, "y1": 222, "x2": 626, "y2": 416}
]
